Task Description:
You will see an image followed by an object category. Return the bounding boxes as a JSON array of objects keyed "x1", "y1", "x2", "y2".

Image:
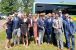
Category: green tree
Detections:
[
  {"x1": 0, "y1": 0, "x2": 34, "y2": 15},
  {"x1": 0, "y1": 0, "x2": 21, "y2": 15},
  {"x1": 22, "y1": 0, "x2": 34, "y2": 13}
]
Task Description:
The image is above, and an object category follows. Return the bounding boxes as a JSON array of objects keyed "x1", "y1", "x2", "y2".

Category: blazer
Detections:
[
  {"x1": 69, "y1": 21, "x2": 76, "y2": 35},
  {"x1": 63, "y1": 18, "x2": 72, "y2": 35},
  {"x1": 38, "y1": 18, "x2": 45, "y2": 31},
  {"x1": 53, "y1": 17, "x2": 63, "y2": 34},
  {"x1": 12, "y1": 16, "x2": 21, "y2": 29},
  {"x1": 45, "y1": 17, "x2": 53, "y2": 30}
]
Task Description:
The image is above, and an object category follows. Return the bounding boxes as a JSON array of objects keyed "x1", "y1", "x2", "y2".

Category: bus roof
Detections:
[{"x1": 34, "y1": 2, "x2": 76, "y2": 5}]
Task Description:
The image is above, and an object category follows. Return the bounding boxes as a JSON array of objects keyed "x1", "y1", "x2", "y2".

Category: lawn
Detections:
[
  {"x1": 71, "y1": 15, "x2": 76, "y2": 21},
  {"x1": 0, "y1": 30, "x2": 76, "y2": 50}
]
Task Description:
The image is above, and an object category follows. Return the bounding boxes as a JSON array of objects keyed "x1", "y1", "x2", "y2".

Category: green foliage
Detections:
[
  {"x1": 0, "y1": 0, "x2": 34, "y2": 15},
  {"x1": 0, "y1": 0, "x2": 20, "y2": 15},
  {"x1": 22, "y1": 0, "x2": 34, "y2": 13}
]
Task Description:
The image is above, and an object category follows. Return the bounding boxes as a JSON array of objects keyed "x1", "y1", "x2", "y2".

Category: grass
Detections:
[
  {"x1": 71, "y1": 15, "x2": 76, "y2": 21},
  {"x1": 0, "y1": 30, "x2": 76, "y2": 50}
]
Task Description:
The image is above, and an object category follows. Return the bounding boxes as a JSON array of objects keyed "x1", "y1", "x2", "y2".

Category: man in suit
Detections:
[
  {"x1": 12, "y1": 12, "x2": 21, "y2": 46},
  {"x1": 45, "y1": 13, "x2": 53, "y2": 44},
  {"x1": 53, "y1": 13, "x2": 64, "y2": 50},
  {"x1": 63, "y1": 14, "x2": 75, "y2": 50},
  {"x1": 51, "y1": 12, "x2": 57, "y2": 45}
]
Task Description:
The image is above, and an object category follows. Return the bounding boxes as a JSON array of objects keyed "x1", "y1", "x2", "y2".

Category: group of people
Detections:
[{"x1": 3, "y1": 11, "x2": 76, "y2": 50}]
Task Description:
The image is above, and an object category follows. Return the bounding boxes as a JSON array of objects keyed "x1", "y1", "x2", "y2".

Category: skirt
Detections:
[{"x1": 21, "y1": 24, "x2": 28, "y2": 35}]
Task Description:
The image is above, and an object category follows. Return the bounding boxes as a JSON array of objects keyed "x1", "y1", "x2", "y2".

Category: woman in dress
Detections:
[
  {"x1": 3, "y1": 15, "x2": 13, "y2": 49},
  {"x1": 33, "y1": 14, "x2": 38, "y2": 45},
  {"x1": 21, "y1": 13, "x2": 29, "y2": 47}
]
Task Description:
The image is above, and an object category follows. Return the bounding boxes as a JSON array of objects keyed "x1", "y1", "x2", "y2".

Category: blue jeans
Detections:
[
  {"x1": 38, "y1": 28, "x2": 45, "y2": 45},
  {"x1": 12, "y1": 28, "x2": 21, "y2": 45}
]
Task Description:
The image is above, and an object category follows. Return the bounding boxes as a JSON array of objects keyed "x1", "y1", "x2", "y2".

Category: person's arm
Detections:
[
  {"x1": 37, "y1": 19, "x2": 43, "y2": 29},
  {"x1": 52, "y1": 20, "x2": 58, "y2": 29},
  {"x1": 71, "y1": 21, "x2": 76, "y2": 34},
  {"x1": 3, "y1": 22, "x2": 7, "y2": 29},
  {"x1": 37, "y1": 19, "x2": 41, "y2": 28},
  {"x1": 53, "y1": 23, "x2": 57, "y2": 29}
]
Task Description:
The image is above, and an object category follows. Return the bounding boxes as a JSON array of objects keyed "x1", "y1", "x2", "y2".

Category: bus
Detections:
[{"x1": 33, "y1": 2, "x2": 76, "y2": 21}]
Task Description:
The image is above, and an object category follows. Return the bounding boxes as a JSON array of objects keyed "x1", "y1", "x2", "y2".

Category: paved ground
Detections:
[
  {"x1": 0, "y1": 20, "x2": 6, "y2": 32},
  {"x1": 0, "y1": 20, "x2": 6, "y2": 26}
]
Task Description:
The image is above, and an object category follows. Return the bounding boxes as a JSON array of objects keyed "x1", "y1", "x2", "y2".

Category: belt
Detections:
[{"x1": 58, "y1": 28, "x2": 61, "y2": 29}]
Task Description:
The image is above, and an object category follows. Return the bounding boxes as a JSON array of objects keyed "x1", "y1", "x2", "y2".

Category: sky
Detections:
[{"x1": 35, "y1": 0, "x2": 76, "y2": 3}]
